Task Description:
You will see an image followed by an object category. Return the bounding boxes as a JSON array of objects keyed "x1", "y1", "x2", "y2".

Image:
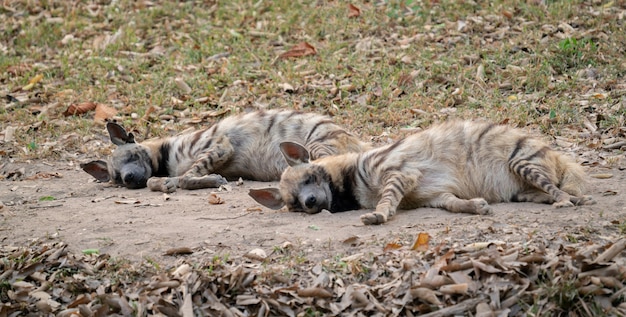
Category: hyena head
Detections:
[
  {"x1": 81, "y1": 122, "x2": 153, "y2": 189},
  {"x1": 249, "y1": 142, "x2": 332, "y2": 214}
]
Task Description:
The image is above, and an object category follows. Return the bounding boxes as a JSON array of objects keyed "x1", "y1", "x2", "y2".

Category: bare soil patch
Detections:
[{"x1": 2, "y1": 161, "x2": 624, "y2": 264}]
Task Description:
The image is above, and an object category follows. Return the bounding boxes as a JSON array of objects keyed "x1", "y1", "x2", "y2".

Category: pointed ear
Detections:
[
  {"x1": 106, "y1": 122, "x2": 135, "y2": 145},
  {"x1": 279, "y1": 142, "x2": 310, "y2": 167},
  {"x1": 80, "y1": 160, "x2": 111, "y2": 182},
  {"x1": 249, "y1": 188, "x2": 285, "y2": 210}
]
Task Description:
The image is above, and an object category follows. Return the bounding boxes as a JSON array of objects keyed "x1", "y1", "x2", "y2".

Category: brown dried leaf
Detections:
[
  {"x1": 348, "y1": 4, "x2": 361, "y2": 18},
  {"x1": 501, "y1": 9, "x2": 513, "y2": 19},
  {"x1": 439, "y1": 283, "x2": 469, "y2": 295},
  {"x1": 63, "y1": 102, "x2": 98, "y2": 116},
  {"x1": 383, "y1": 242, "x2": 402, "y2": 252},
  {"x1": 297, "y1": 287, "x2": 333, "y2": 298},
  {"x1": 410, "y1": 287, "x2": 441, "y2": 305},
  {"x1": 278, "y1": 42, "x2": 317, "y2": 59},
  {"x1": 164, "y1": 247, "x2": 193, "y2": 256},
  {"x1": 411, "y1": 232, "x2": 430, "y2": 251},
  {"x1": 94, "y1": 104, "x2": 118, "y2": 122},
  {"x1": 208, "y1": 193, "x2": 225, "y2": 205},
  {"x1": 7, "y1": 64, "x2": 32, "y2": 76},
  {"x1": 25, "y1": 172, "x2": 63, "y2": 180}
]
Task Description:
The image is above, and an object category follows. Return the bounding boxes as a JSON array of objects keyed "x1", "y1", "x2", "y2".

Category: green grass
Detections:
[{"x1": 2, "y1": 0, "x2": 623, "y2": 154}]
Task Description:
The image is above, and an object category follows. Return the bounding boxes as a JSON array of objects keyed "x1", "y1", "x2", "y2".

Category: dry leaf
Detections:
[
  {"x1": 244, "y1": 248, "x2": 267, "y2": 261},
  {"x1": 164, "y1": 247, "x2": 194, "y2": 256},
  {"x1": 208, "y1": 193, "x2": 225, "y2": 205},
  {"x1": 141, "y1": 105, "x2": 157, "y2": 121},
  {"x1": 174, "y1": 78, "x2": 192, "y2": 94},
  {"x1": 411, "y1": 232, "x2": 430, "y2": 251},
  {"x1": 25, "y1": 172, "x2": 63, "y2": 180},
  {"x1": 7, "y1": 64, "x2": 31, "y2": 76},
  {"x1": 348, "y1": 4, "x2": 361, "y2": 18},
  {"x1": 590, "y1": 173, "x2": 613, "y2": 179},
  {"x1": 383, "y1": 242, "x2": 402, "y2": 252},
  {"x1": 297, "y1": 287, "x2": 333, "y2": 298},
  {"x1": 278, "y1": 42, "x2": 317, "y2": 59},
  {"x1": 63, "y1": 102, "x2": 98, "y2": 116},
  {"x1": 501, "y1": 9, "x2": 513, "y2": 19},
  {"x1": 22, "y1": 74, "x2": 43, "y2": 90},
  {"x1": 114, "y1": 199, "x2": 140, "y2": 204},
  {"x1": 94, "y1": 104, "x2": 118, "y2": 122}
]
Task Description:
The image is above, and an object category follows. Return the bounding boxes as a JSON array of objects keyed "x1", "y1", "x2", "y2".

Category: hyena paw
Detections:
[
  {"x1": 147, "y1": 177, "x2": 178, "y2": 193},
  {"x1": 470, "y1": 198, "x2": 492, "y2": 215},
  {"x1": 179, "y1": 174, "x2": 228, "y2": 190},
  {"x1": 361, "y1": 212, "x2": 387, "y2": 225},
  {"x1": 553, "y1": 200, "x2": 575, "y2": 208},
  {"x1": 577, "y1": 195, "x2": 596, "y2": 206}
]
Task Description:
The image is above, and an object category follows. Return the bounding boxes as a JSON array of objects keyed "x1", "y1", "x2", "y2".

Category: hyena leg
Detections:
[
  {"x1": 510, "y1": 162, "x2": 578, "y2": 208},
  {"x1": 178, "y1": 136, "x2": 231, "y2": 190},
  {"x1": 513, "y1": 189, "x2": 596, "y2": 206},
  {"x1": 426, "y1": 193, "x2": 491, "y2": 215},
  {"x1": 361, "y1": 171, "x2": 420, "y2": 225}
]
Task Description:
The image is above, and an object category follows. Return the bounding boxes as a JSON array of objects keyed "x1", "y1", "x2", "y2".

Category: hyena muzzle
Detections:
[
  {"x1": 249, "y1": 120, "x2": 596, "y2": 225},
  {"x1": 81, "y1": 109, "x2": 370, "y2": 193}
]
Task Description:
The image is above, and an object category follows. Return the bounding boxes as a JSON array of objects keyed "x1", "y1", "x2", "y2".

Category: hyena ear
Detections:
[
  {"x1": 279, "y1": 142, "x2": 310, "y2": 166},
  {"x1": 106, "y1": 122, "x2": 136, "y2": 145},
  {"x1": 249, "y1": 188, "x2": 285, "y2": 210},
  {"x1": 80, "y1": 160, "x2": 111, "y2": 182}
]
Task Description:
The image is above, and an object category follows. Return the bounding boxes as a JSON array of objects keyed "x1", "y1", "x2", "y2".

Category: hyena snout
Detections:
[
  {"x1": 120, "y1": 165, "x2": 150, "y2": 189},
  {"x1": 297, "y1": 186, "x2": 329, "y2": 214},
  {"x1": 304, "y1": 196, "x2": 317, "y2": 208}
]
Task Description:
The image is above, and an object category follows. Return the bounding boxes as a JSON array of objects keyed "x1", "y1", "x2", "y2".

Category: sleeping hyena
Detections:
[
  {"x1": 82, "y1": 109, "x2": 370, "y2": 193},
  {"x1": 250, "y1": 120, "x2": 596, "y2": 224}
]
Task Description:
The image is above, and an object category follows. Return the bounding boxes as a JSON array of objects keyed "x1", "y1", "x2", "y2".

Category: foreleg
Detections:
[{"x1": 361, "y1": 170, "x2": 420, "y2": 225}]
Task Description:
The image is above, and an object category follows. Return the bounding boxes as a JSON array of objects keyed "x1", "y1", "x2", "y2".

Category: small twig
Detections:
[
  {"x1": 29, "y1": 204, "x2": 63, "y2": 209},
  {"x1": 602, "y1": 141, "x2": 626, "y2": 150},
  {"x1": 594, "y1": 238, "x2": 626, "y2": 263},
  {"x1": 609, "y1": 286, "x2": 626, "y2": 302},
  {"x1": 196, "y1": 212, "x2": 249, "y2": 220}
]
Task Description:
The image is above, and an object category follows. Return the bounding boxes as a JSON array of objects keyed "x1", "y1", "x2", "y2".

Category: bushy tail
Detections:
[{"x1": 558, "y1": 156, "x2": 588, "y2": 197}]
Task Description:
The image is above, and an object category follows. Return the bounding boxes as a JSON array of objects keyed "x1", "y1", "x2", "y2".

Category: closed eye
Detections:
[{"x1": 304, "y1": 174, "x2": 316, "y2": 185}]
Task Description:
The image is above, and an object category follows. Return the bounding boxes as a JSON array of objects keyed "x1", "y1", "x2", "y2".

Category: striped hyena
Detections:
[
  {"x1": 249, "y1": 120, "x2": 596, "y2": 225},
  {"x1": 81, "y1": 109, "x2": 369, "y2": 193}
]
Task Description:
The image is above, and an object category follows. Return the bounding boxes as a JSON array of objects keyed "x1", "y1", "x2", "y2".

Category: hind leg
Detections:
[
  {"x1": 513, "y1": 189, "x2": 595, "y2": 206},
  {"x1": 509, "y1": 157, "x2": 579, "y2": 208},
  {"x1": 513, "y1": 190, "x2": 596, "y2": 207},
  {"x1": 510, "y1": 160, "x2": 595, "y2": 208},
  {"x1": 426, "y1": 193, "x2": 492, "y2": 215}
]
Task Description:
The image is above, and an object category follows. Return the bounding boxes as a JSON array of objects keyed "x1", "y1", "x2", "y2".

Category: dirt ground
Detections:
[{"x1": 1, "y1": 160, "x2": 624, "y2": 264}]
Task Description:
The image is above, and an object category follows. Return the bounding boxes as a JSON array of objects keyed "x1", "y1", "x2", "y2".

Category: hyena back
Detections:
[
  {"x1": 249, "y1": 120, "x2": 595, "y2": 225},
  {"x1": 81, "y1": 109, "x2": 369, "y2": 192}
]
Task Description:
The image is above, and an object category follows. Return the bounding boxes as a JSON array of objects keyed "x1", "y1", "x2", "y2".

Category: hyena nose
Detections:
[
  {"x1": 123, "y1": 173, "x2": 135, "y2": 184},
  {"x1": 305, "y1": 196, "x2": 317, "y2": 208}
]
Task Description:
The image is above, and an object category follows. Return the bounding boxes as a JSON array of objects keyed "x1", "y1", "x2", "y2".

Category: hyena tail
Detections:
[
  {"x1": 557, "y1": 156, "x2": 587, "y2": 197},
  {"x1": 509, "y1": 148, "x2": 593, "y2": 207}
]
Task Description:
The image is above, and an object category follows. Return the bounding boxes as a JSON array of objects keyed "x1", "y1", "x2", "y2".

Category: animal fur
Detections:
[
  {"x1": 81, "y1": 109, "x2": 369, "y2": 192},
  {"x1": 249, "y1": 120, "x2": 596, "y2": 225}
]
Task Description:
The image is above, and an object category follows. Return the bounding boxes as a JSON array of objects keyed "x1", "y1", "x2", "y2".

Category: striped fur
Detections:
[
  {"x1": 81, "y1": 110, "x2": 369, "y2": 192},
  {"x1": 249, "y1": 120, "x2": 595, "y2": 225}
]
